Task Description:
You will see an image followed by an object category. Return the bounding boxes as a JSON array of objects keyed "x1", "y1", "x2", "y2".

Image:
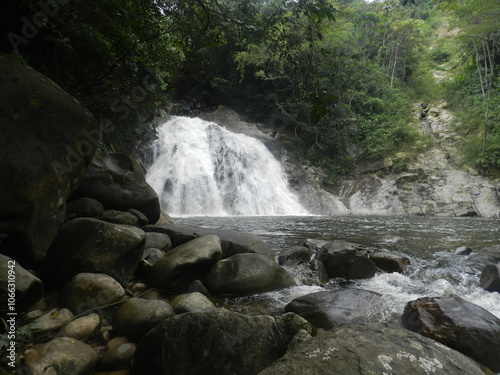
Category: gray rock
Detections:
[
  {"x1": 466, "y1": 245, "x2": 500, "y2": 274},
  {"x1": 206, "y1": 253, "x2": 297, "y2": 296},
  {"x1": 0, "y1": 59, "x2": 100, "y2": 264},
  {"x1": 30, "y1": 308, "x2": 74, "y2": 332},
  {"x1": 101, "y1": 210, "x2": 139, "y2": 226},
  {"x1": 23, "y1": 337, "x2": 99, "y2": 375},
  {"x1": 480, "y1": 264, "x2": 500, "y2": 292},
  {"x1": 143, "y1": 223, "x2": 273, "y2": 258},
  {"x1": 99, "y1": 342, "x2": 136, "y2": 370},
  {"x1": 61, "y1": 273, "x2": 126, "y2": 315},
  {"x1": 66, "y1": 197, "x2": 104, "y2": 219},
  {"x1": 148, "y1": 235, "x2": 222, "y2": 289},
  {"x1": 278, "y1": 246, "x2": 312, "y2": 266},
  {"x1": 369, "y1": 250, "x2": 410, "y2": 273},
  {"x1": 57, "y1": 313, "x2": 100, "y2": 342},
  {"x1": 144, "y1": 232, "x2": 172, "y2": 251},
  {"x1": 171, "y1": 292, "x2": 216, "y2": 313},
  {"x1": 113, "y1": 298, "x2": 175, "y2": 342},
  {"x1": 139, "y1": 248, "x2": 165, "y2": 276},
  {"x1": 0, "y1": 254, "x2": 43, "y2": 310},
  {"x1": 132, "y1": 309, "x2": 313, "y2": 375},
  {"x1": 453, "y1": 246, "x2": 473, "y2": 255},
  {"x1": 42, "y1": 218, "x2": 145, "y2": 286},
  {"x1": 285, "y1": 289, "x2": 383, "y2": 329},
  {"x1": 127, "y1": 208, "x2": 149, "y2": 226},
  {"x1": 402, "y1": 294, "x2": 500, "y2": 372},
  {"x1": 72, "y1": 152, "x2": 160, "y2": 223},
  {"x1": 258, "y1": 324, "x2": 488, "y2": 375}
]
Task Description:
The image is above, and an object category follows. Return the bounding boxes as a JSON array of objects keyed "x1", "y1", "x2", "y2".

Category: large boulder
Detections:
[
  {"x1": 284, "y1": 289, "x2": 383, "y2": 329},
  {"x1": 369, "y1": 250, "x2": 410, "y2": 273},
  {"x1": 480, "y1": 264, "x2": 500, "y2": 292},
  {"x1": 132, "y1": 309, "x2": 313, "y2": 375},
  {"x1": 402, "y1": 295, "x2": 500, "y2": 372},
  {"x1": 147, "y1": 235, "x2": 222, "y2": 289},
  {"x1": 42, "y1": 218, "x2": 145, "y2": 286},
  {"x1": 206, "y1": 253, "x2": 296, "y2": 295},
  {"x1": 258, "y1": 324, "x2": 488, "y2": 375},
  {"x1": 143, "y1": 223, "x2": 274, "y2": 258},
  {"x1": 0, "y1": 58, "x2": 100, "y2": 264},
  {"x1": 466, "y1": 245, "x2": 500, "y2": 274},
  {"x1": 72, "y1": 152, "x2": 160, "y2": 223}
]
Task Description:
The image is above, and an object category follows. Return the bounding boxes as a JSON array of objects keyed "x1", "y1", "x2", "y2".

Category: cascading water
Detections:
[{"x1": 146, "y1": 116, "x2": 309, "y2": 216}]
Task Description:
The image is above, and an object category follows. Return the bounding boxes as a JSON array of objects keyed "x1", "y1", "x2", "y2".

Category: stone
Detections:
[
  {"x1": 402, "y1": 295, "x2": 500, "y2": 372},
  {"x1": 101, "y1": 210, "x2": 139, "y2": 226},
  {"x1": 100, "y1": 342, "x2": 136, "y2": 370},
  {"x1": 206, "y1": 253, "x2": 297, "y2": 296},
  {"x1": 170, "y1": 292, "x2": 216, "y2": 313},
  {"x1": 453, "y1": 246, "x2": 473, "y2": 255},
  {"x1": 61, "y1": 273, "x2": 126, "y2": 315},
  {"x1": 369, "y1": 250, "x2": 410, "y2": 273},
  {"x1": 66, "y1": 197, "x2": 104, "y2": 220},
  {"x1": 30, "y1": 308, "x2": 74, "y2": 332},
  {"x1": 113, "y1": 298, "x2": 175, "y2": 342},
  {"x1": 284, "y1": 289, "x2": 383, "y2": 329},
  {"x1": 127, "y1": 208, "x2": 149, "y2": 226},
  {"x1": 147, "y1": 235, "x2": 222, "y2": 289},
  {"x1": 23, "y1": 337, "x2": 99, "y2": 375},
  {"x1": 139, "y1": 248, "x2": 165, "y2": 276},
  {"x1": 0, "y1": 58, "x2": 100, "y2": 264},
  {"x1": 466, "y1": 245, "x2": 500, "y2": 274},
  {"x1": 0, "y1": 254, "x2": 43, "y2": 311},
  {"x1": 277, "y1": 246, "x2": 312, "y2": 266},
  {"x1": 132, "y1": 309, "x2": 313, "y2": 375},
  {"x1": 57, "y1": 313, "x2": 100, "y2": 342},
  {"x1": 143, "y1": 232, "x2": 172, "y2": 252},
  {"x1": 258, "y1": 324, "x2": 488, "y2": 375},
  {"x1": 480, "y1": 264, "x2": 500, "y2": 292},
  {"x1": 143, "y1": 223, "x2": 274, "y2": 258},
  {"x1": 42, "y1": 218, "x2": 145, "y2": 286},
  {"x1": 72, "y1": 152, "x2": 160, "y2": 224}
]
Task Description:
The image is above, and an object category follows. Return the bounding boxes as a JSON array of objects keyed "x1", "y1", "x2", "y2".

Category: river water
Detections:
[{"x1": 176, "y1": 215, "x2": 500, "y2": 321}]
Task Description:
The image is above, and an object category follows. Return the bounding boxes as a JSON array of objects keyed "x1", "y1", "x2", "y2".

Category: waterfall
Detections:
[{"x1": 146, "y1": 116, "x2": 309, "y2": 216}]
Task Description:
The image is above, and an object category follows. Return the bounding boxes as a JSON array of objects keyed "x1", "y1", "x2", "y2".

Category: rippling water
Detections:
[{"x1": 176, "y1": 215, "x2": 500, "y2": 319}]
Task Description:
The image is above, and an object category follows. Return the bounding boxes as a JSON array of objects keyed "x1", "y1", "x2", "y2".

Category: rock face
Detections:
[
  {"x1": 72, "y1": 152, "x2": 161, "y2": 223},
  {"x1": 258, "y1": 324, "x2": 488, "y2": 375},
  {"x1": 284, "y1": 289, "x2": 383, "y2": 329},
  {"x1": 206, "y1": 253, "x2": 297, "y2": 295},
  {"x1": 402, "y1": 295, "x2": 500, "y2": 372},
  {"x1": 42, "y1": 218, "x2": 145, "y2": 286},
  {"x1": 0, "y1": 58, "x2": 100, "y2": 264},
  {"x1": 132, "y1": 309, "x2": 313, "y2": 375}
]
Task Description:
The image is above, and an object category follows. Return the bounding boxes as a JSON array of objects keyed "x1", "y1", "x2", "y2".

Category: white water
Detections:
[{"x1": 146, "y1": 117, "x2": 309, "y2": 216}]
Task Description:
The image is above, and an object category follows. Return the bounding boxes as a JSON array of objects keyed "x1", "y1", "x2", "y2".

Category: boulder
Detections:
[
  {"x1": 66, "y1": 197, "x2": 104, "y2": 220},
  {"x1": 277, "y1": 246, "x2": 312, "y2": 266},
  {"x1": 61, "y1": 273, "x2": 126, "y2": 315},
  {"x1": 113, "y1": 298, "x2": 175, "y2": 342},
  {"x1": 258, "y1": 324, "x2": 488, "y2": 375},
  {"x1": 284, "y1": 289, "x2": 383, "y2": 329},
  {"x1": 127, "y1": 208, "x2": 149, "y2": 226},
  {"x1": 139, "y1": 248, "x2": 165, "y2": 276},
  {"x1": 100, "y1": 342, "x2": 136, "y2": 371},
  {"x1": 0, "y1": 58, "x2": 100, "y2": 264},
  {"x1": 402, "y1": 295, "x2": 500, "y2": 372},
  {"x1": 453, "y1": 246, "x2": 473, "y2": 256},
  {"x1": 466, "y1": 245, "x2": 500, "y2": 274},
  {"x1": 42, "y1": 218, "x2": 145, "y2": 286},
  {"x1": 0, "y1": 254, "x2": 43, "y2": 311},
  {"x1": 147, "y1": 235, "x2": 222, "y2": 289},
  {"x1": 480, "y1": 264, "x2": 500, "y2": 292},
  {"x1": 316, "y1": 240, "x2": 376, "y2": 280},
  {"x1": 132, "y1": 309, "x2": 313, "y2": 375},
  {"x1": 23, "y1": 337, "x2": 99, "y2": 375},
  {"x1": 369, "y1": 250, "x2": 410, "y2": 273},
  {"x1": 101, "y1": 210, "x2": 139, "y2": 226},
  {"x1": 72, "y1": 152, "x2": 160, "y2": 223},
  {"x1": 57, "y1": 313, "x2": 100, "y2": 342},
  {"x1": 170, "y1": 292, "x2": 216, "y2": 313},
  {"x1": 206, "y1": 253, "x2": 297, "y2": 296},
  {"x1": 143, "y1": 223, "x2": 273, "y2": 258},
  {"x1": 30, "y1": 308, "x2": 74, "y2": 332},
  {"x1": 143, "y1": 232, "x2": 172, "y2": 252}
]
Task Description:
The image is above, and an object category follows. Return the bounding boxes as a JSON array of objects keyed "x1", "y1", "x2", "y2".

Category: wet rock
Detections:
[
  {"x1": 72, "y1": 152, "x2": 160, "y2": 223},
  {"x1": 113, "y1": 298, "x2": 175, "y2": 342},
  {"x1": 278, "y1": 246, "x2": 312, "y2": 266},
  {"x1": 139, "y1": 248, "x2": 165, "y2": 276},
  {"x1": 171, "y1": 292, "x2": 216, "y2": 313},
  {"x1": 303, "y1": 239, "x2": 330, "y2": 251},
  {"x1": 100, "y1": 342, "x2": 136, "y2": 370},
  {"x1": 369, "y1": 250, "x2": 410, "y2": 273},
  {"x1": 66, "y1": 197, "x2": 104, "y2": 219},
  {"x1": 285, "y1": 289, "x2": 383, "y2": 329},
  {"x1": 143, "y1": 232, "x2": 172, "y2": 252},
  {"x1": 316, "y1": 240, "x2": 376, "y2": 280},
  {"x1": 132, "y1": 309, "x2": 313, "y2": 375},
  {"x1": 453, "y1": 246, "x2": 473, "y2": 256},
  {"x1": 0, "y1": 254, "x2": 43, "y2": 311},
  {"x1": 466, "y1": 245, "x2": 500, "y2": 274},
  {"x1": 258, "y1": 324, "x2": 488, "y2": 375},
  {"x1": 30, "y1": 308, "x2": 74, "y2": 332},
  {"x1": 57, "y1": 313, "x2": 100, "y2": 342},
  {"x1": 42, "y1": 218, "x2": 145, "y2": 286},
  {"x1": 206, "y1": 253, "x2": 297, "y2": 295},
  {"x1": 402, "y1": 295, "x2": 500, "y2": 372},
  {"x1": 23, "y1": 337, "x2": 99, "y2": 375},
  {"x1": 61, "y1": 273, "x2": 126, "y2": 315},
  {"x1": 101, "y1": 210, "x2": 139, "y2": 226},
  {"x1": 480, "y1": 264, "x2": 500, "y2": 292},
  {"x1": 127, "y1": 208, "x2": 149, "y2": 226},
  {"x1": 0, "y1": 59, "x2": 100, "y2": 264},
  {"x1": 148, "y1": 235, "x2": 222, "y2": 289},
  {"x1": 143, "y1": 223, "x2": 273, "y2": 258}
]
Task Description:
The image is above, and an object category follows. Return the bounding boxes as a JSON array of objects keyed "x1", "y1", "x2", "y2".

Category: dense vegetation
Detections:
[{"x1": 1, "y1": 0, "x2": 498, "y2": 175}]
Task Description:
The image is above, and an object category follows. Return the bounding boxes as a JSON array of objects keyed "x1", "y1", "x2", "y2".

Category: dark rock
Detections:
[
  {"x1": 57, "y1": 313, "x2": 100, "y2": 342},
  {"x1": 453, "y1": 246, "x2": 473, "y2": 256},
  {"x1": 466, "y1": 245, "x2": 500, "y2": 274},
  {"x1": 127, "y1": 208, "x2": 149, "y2": 226},
  {"x1": 480, "y1": 264, "x2": 500, "y2": 292},
  {"x1": 303, "y1": 238, "x2": 330, "y2": 251},
  {"x1": 30, "y1": 308, "x2": 74, "y2": 332},
  {"x1": 0, "y1": 59, "x2": 100, "y2": 264},
  {"x1": 66, "y1": 197, "x2": 104, "y2": 219},
  {"x1": 139, "y1": 248, "x2": 165, "y2": 277},
  {"x1": 72, "y1": 152, "x2": 160, "y2": 224},
  {"x1": 101, "y1": 210, "x2": 139, "y2": 226},
  {"x1": 369, "y1": 250, "x2": 410, "y2": 273},
  {"x1": 132, "y1": 309, "x2": 313, "y2": 375},
  {"x1": 100, "y1": 342, "x2": 136, "y2": 370},
  {"x1": 258, "y1": 324, "x2": 488, "y2": 375},
  {"x1": 113, "y1": 298, "x2": 175, "y2": 342},
  {"x1": 148, "y1": 235, "x2": 222, "y2": 289},
  {"x1": 278, "y1": 246, "x2": 312, "y2": 266},
  {"x1": 170, "y1": 292, "x2": 216, "y2": 313},
  {"x1": 284, "y1": 289, "x2": 383, "y2": 329},
  {"x1": 143, "y1": 223, "x2": 273, "y2": 258},
  {"x1": 206, "y1": 253, "x2": 297, "y2": 296},
  {"x1": 143, "y1": 232, "x2": 172, "y2": 252},
  {"x1": 402, "y1": 295, "x2": 500, "y2": 372},
  {"x1": 42, "y1": 218, "x2": 145, "y2": 286}
]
